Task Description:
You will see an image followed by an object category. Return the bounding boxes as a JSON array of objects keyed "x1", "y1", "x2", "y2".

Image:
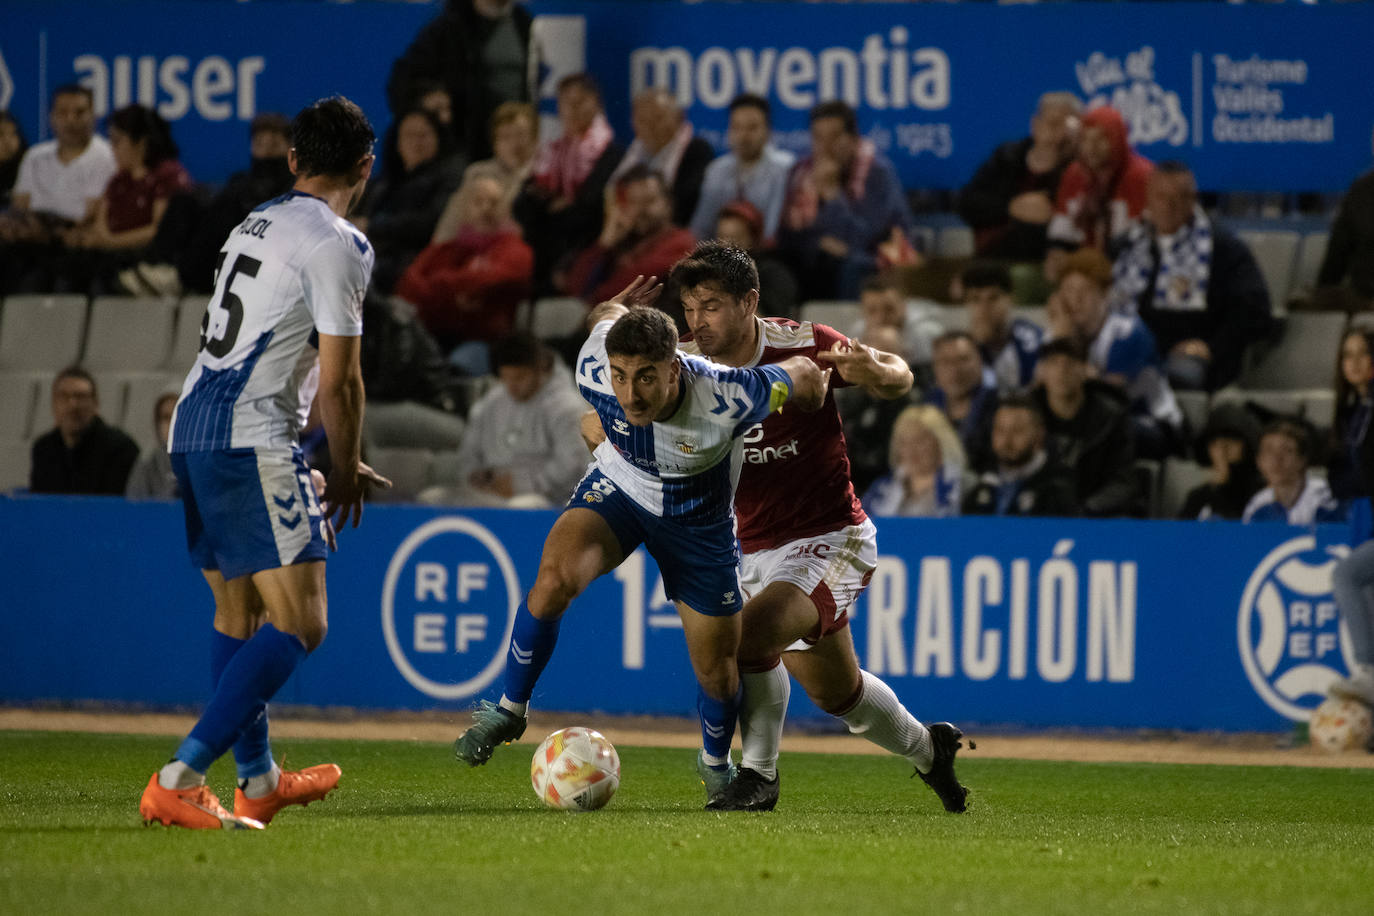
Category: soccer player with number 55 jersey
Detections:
[{"x1": 139, "y1": 97, "x2": 391, "y2": 830}]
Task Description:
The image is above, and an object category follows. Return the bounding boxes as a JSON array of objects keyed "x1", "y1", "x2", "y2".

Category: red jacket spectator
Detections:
[
  {"x1": 1048, "y1": 107, "x2": 1152, "y2": 258},
  {"x1": 397, "y1": 226, "x2": 533, "y2": 347}
]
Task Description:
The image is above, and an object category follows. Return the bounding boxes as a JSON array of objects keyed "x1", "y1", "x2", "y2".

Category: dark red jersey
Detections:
[{"x1": 682, "y1": 318, "x2": 867, "y2": 552}]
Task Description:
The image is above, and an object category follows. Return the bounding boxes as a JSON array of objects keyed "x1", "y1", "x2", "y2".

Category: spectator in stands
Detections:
[
  {"x1": 395, "y1": 172, "x2": 533, "y2": 374},
  {"x1": 1046, "y1": 106, "x2": 1152, "y2": 282},
  {"x1": 712, "y1": 199, "x2": 798, "y2": 320},
  {"x1": 0, "y1": 111, "x2": 27, "y2": 209},
  {"x1": 1048, "y1": 247, "x2": 1183, "y2": 458},
  {"x1": 1243, "y1": 418, "x2": 1342, "y2": 525},
  {"x1": 52, "y1": 104, "x2": 191, "y2": 296},
  {"x1": 355, "y1": 109, "x2": 464, "y2": 293},
  {"x1": 689, "y1": 94, "x2": 795, "y2": 243},
  {"x1": 1327, "y1": 328, "x2": 1374, "y2": 502},
  {"x1": 387, "y1": 0, "x2": 531, "y2": 164},
  {"x1": 958, "y1": 92, "x2": 1081, "y2": 262},
  {"x1": 1316, "y1": 127, "x2": 1374, "y2": 309},
  {"x1": 1031, "y1": 336, "x2": 1138, "y2": 517},
  {"x1": 862, "y1": 404, "x2": 965, "y2": 518},
  {"x1": 562, "y1": 165, "x2": 694, "y2": 305},
  {"x1": 30, "y1": 367, "x2": 139, "y2": 495},
  {"x1": 515, "y1": 73, "x2": 623, "y2": 296},
  {"x1": 408, "y1": 79, "x2": 455, "y2": 128},
  {"x1": 963, "y1": 394, "x2": 1078, "y2": 517},
  {"x1": 1180, "y1": 402, "x2": 1263, "y2": 521},
  {"x1": 925, "y1": 330, "x2": 998, "y2": 472},
  {"x1": 138, "y1": 112, "x2": 295, "y2": 296},
  {"x1": 1109, "y1": 161, "x2": 1272, "y2": 392},
  {"x1": 434, "y1": 333, "x2": 588, "y2": 508},
  {"x1": 779, "y1": 100, "x2": 915, "y2": 299},
  {"x1": 610, "y1": 88, "x2": 714, "y2": 228},
  {"x1": 125, "y1": 392, "x2": 180, "y2": 500},
  {"x1": 961, "y1": 262, "x2": 1042, "y2": 391},
  {"x1": 433, "y1": 102, "x2": 537, "y2": 243},
  {"x1": 853, "y1": 273, "x2": 943, "y2": 379}
]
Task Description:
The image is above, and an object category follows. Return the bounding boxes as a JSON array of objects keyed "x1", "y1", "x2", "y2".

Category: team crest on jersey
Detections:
[
  {"x1": 583, "y1": 490, "x2": 604, "y2": 503},
  {"x1": 674, "y1": 435, "x2": 698, "y2": 455},
  {"x1": 612, "y1": 419, "x2": 630, "y2": 436}
]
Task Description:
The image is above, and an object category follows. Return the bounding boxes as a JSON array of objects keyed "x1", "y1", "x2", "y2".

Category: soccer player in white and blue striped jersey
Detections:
[
  {"x1": 454, "y1": 283, "x2": 829, "y2": 803},
  {"x1": 139, "y1": 97, "x2": 390, "y2": 830}
]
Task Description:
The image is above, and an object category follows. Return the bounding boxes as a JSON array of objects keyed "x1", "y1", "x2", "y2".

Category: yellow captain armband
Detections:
[{"x1": 768, "y1": 379, "x2": 790, "y2": 414}]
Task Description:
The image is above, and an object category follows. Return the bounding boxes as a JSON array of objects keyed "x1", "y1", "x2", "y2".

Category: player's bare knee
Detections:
[{"x1": 292, "y1": 617, "x2": 328, "y2": 652}]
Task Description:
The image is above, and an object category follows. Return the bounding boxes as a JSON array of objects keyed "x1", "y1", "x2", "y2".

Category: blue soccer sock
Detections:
[
  {"x1": 210, "y1": 629, "x2": 275, "y2": 779},
  {"x1": 175, "y1": 624, "x2": 306, "y2": 774},
  {"x1": 502, "y1": 599, "x2": 561, "y2": 706},
  {"x1": 697, "y1": 682, "x2": 742, "y2": 764}
]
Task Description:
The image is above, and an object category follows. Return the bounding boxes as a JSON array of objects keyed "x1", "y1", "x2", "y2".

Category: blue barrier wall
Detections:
[
  {"x1": 0, "y1": 496, "x2": 1358, "y2": 732},
  {"x1": 2, "y1": 1, "x2": 1369, "y2": 190}
]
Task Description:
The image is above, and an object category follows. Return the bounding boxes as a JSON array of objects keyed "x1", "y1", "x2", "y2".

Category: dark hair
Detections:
[
  {"x1": 605, "y1": 307, "x2": 678, "y2": 363},
  {"x1": 1057, "y1": 247, "x2": 1114, "y2": 291},
  {"x1": 108, "y1": 104, "x2": 179, "y2": 168},
  {"x1": 557, "y1": 73, "x2": 601, "y2": 101},
  {"x1": 1334, "y1": 327, "x2": 1374, "y2": 444},
  {"x1": 0, "y1": 110, "x2": 28, "y2": 172},
  {"x1": 669, "y1": 241, "x2": 760, "y2": 303},
  {"x1": 996, "y1": 391, "x2": 1045, "y2": 430},
  {"x1": 1037, "y1": 335, "x2": 1088, "y2": 363},
  {"x1": 290, "y1": 96, "x2": 375, "y2": 180},
  {"x1": 249, "y1": 112, "x2": 291, "y2": 141},
  {"x1": 613, "y1": 163, "x2": 667, "y2": 195},
  {"x1": 53, "y1": 365, "x2": 96, "y2": 396},
  {"x1": 809, "y1": 100, "x2": 857, "y2": 135},
  {"x1": 961, "y1": 263, "x2": 1013, "y2": 294},
  {"x1": 933, "y1": 329, "x2": 978, "y2": 351},
  {"x1": 729, "y1": 93, "x2": 771, "y2": 125},
  {"x1": 490, "y1": 332, "x2": 551, "y2": 372},
  {"x1": 380, "y1": 107, "x2": 451, "y2": 179},
  {"x1": 860, "y1": 273, "x2": 901, "y2": 296},
  {"x1": 1154, "y1": 160, "x2": 1194, "y2": 177},
  {"x1": 1261, "y1": 418, "x2": 1312, "y2": 462},
  {"x1": 50, "y1": 84, "x2": 93, "y2": 110}
]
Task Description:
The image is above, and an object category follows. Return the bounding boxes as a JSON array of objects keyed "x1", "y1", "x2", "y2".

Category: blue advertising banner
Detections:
[
  {"x1": 0, "y1": 497, "x2": 1359, "y2": 733},
  {"x1": 1, "y1": 1, "x2": 1369, "y2": 191}
]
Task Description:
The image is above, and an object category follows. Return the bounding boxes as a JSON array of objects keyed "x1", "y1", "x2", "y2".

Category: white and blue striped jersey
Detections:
[
  {"x1": 170, "y1": 191, "x2": 372, "y2": 453},
  {"x1": 577, "y1": 318, "x2": 791, "y2": 524}
]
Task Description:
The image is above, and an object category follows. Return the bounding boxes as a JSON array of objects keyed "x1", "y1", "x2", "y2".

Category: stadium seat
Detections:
[
  {"x1": 365, "y1": 446, "x2": 435, "y2": 503},
  {"x1": 799, "y1": 301, "x2": 861, "y2": 334},
  {"x1": 935, "y1": 224, "x2": 975, "y2": 259},
  {"x1": 0, "y1": 440, "x2": 31, "y2": 492},
  {"x1": 0, "y1": 294, "x2": 88, "y2": 371},
  {"x1": 364, "y1": 401, "x2": 465, "y2": 450},
  {"x1": 429, "y1": 450, "x2": 464, "y2": 487},
  {"x1": 1174, "y1": 389, "x2": 1209, "y2": 435},
  {"x1": 1292, "y1": 231, "x2": 1330, "y2": 298},
  {"x1": 1134, "y1": 459, "x2": 1161, "y2": 517},
  {"x1": 92, "y1": 373, "x2": 129, "y2": 430},
  {"x1": 166, "y1": 296, "x2": 210, "y2": 375},
  {"x1": 0, "y1": 372, "x2": 42, "y2": 442},
  {"x1": 83, "y1": 296, "x2": 177, "y2": 372},
  {"x1": 531, "y1": 297, "x2": 589, "y2": 340},
  {"x1": 1237, "y1": 229, "x2": 1301, "y2": 309},
  {"x1": 1211, "y1": 387, "x2": 1335, "y2": 431},
  {"x1": 1236, "y1": 311, "x2": 1346, "y2": 391},
  {"x1": 119, "y1": 372, "x2": 183, "y2": 452},
  {"x1": 1159, "y1": 457, "x2": 1211, "y2": 519}
]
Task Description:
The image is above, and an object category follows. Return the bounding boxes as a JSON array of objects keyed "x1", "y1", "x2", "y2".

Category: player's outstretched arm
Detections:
[
  {"x1": 318, "y1": 332, "x2": 391, "y2": 531},
  {"x1": 816, "y1": 339, "x2": 913, "y2": 399},
  {"x1": 586, "y1": 274, "x2": 663, "y2": 329},
  {"x1": 774, "y1": 355, "x2": 831, "y2": 412}
]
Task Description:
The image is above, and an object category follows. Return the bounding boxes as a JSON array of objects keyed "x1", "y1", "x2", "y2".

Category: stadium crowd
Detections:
[{"x1": 2, "y1": 0, "x2": 1372, "y2": 527}]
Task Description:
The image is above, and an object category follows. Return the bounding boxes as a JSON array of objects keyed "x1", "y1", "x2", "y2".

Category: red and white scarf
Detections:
[{"x1": 532, "y1": 112, "x2": 614, "y2": 199}]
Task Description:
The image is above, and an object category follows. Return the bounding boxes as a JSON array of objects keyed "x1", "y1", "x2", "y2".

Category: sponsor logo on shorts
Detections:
[
  {"x1": 381, "y1": 517, "x2": 521, "y2": 700},
  {"x1": 1237, "y1": 535, "x2": 1356, "y2": 721},
  {"x1": 583, "y1": 491, "x2": 604, "y2": 503}
]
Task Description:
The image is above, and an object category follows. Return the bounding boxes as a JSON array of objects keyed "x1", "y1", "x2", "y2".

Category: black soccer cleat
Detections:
[
  {"x1": 918, "y1": 722, "x2": 970, "y2": 813},
  {"x1": 704, "y1": 766, "x2": 780, "y2": 812},
  {"x1": 453, "y1": 700, "x2": 527, "y2": 766}
]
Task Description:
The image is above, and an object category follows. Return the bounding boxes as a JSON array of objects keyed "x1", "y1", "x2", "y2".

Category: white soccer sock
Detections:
[
  {"x1": 840, "y1": 670, "x2": 933, "y2": 773},
  {"x1": 498, "y1": 696, "x2": 528, "y2": 717},
  {"x1": 739, "y1": 664, "x2": 790, "y2": 780},
  {"x1": 158, "y1": 759, "x2": 205, "y2": 790},
  {"x1": 240, "y1": 763, "x2": 281, "y2": 799}
]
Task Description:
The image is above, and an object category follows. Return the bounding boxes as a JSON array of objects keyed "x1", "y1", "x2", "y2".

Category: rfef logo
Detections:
[
  {"x1": 1237, "y1": 535, "x2": 1355, "y2": 721},
  {"x1": 382, "y1": 517, "x2": 521, "y2": 700}
]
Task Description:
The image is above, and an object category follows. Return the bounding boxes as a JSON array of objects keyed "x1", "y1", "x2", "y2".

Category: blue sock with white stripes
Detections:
[
  {"x1": 502, "y1": 599, "x2": 561, "y2": 705},
  {"x1": 697, "y1": 683, "x2": 742, "y2": 764},
  {"x1": 176, "y1": 624, "x2": 305, "y2": 773},
  {"x1": 209, "y1": 629, "x2": 274, "y2": 779}
]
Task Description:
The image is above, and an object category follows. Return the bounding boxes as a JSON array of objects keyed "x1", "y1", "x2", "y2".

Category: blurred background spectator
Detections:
[
  {"x1": 125, "y1": 393, "x2": 180, "y2": 500},
  {"x1": 433, "y1": 101, "x2": 538, "y2": 242},
  {"x1": 610, "y1": 88, "x2": 714, "y2": 227},
  {"x1": 963, "y1": 395, "x2": 1077, "y2": 517},
  {"x1": 926, "y1": 330, "x2": 997, "y2": 472},
  {"x1": 1328, "y1": 328, "x2": 1374, "y2": 503},
  {"x1": 958, "y1": 91, "x2": 1080, "y2": 263},
  {"x1": 30, "y1": 367, "x2": 139, "y2": 496},
  {"x1": 1243, "y1": 418, "x2": 1342, "y2": 525},
  {"x1": 711, "y1": 199, "x2": 798, "y2": 320},
  {"x1": 854, "y1": 273, "x2": 942, "y2": 380},
  {"x1": 862, "y1": 404, "x2": 965, "y2": 518},
  {"x1": 1315, "y1": 126, "x2": 1374, "y2": 312},
  {"x1": 0, "y1": 111, "x2": 28, "y2": 210},
  {"x1": 960, "y1": 262, "x2": 1042, "y2": 392},
  {"x1": 689, "y1": 93, "x2": 794, "y2": 243},
  {"x1": 1180, "y1": 403, "x2": 1263, "y2": 521}
]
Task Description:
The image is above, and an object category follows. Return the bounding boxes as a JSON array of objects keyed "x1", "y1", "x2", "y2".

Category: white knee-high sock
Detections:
[
  {"x1": 739, "y1": 663, "x2": 790, "y2": 780},
  {"x1": 840, "y1": 670, "x2": 933, "y2": 773}
]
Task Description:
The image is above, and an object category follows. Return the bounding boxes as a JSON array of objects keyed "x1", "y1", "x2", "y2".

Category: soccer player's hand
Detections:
[
  {"x1": 310, "y1": 468, "x2": 337, "y2": 551},
  {"x1": 817, "y1": 339, "x2": 884, "y2": 388},
  {"x1": 323, "y1": 460, "x2": 392, "y2": 532},
  {"x1": 777, "y1": 355, "x2": 830, "y2": 412},
  {"x1": 588, "y1": 275, "x2": 662, "y2": 328}
]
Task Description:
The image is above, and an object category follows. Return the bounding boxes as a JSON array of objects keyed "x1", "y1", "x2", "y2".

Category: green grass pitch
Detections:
[{"x1": 2, "y1": 730, "x2": 1372, "y2": 915}]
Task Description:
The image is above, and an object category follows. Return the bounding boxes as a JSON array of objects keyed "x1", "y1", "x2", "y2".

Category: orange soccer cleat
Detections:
[
  {"x1": 139, "y1": 773, "x2": 265, "y2": 830},
  {"x1": 233, "y1": 763, "x2": 342, "y2": 825}
]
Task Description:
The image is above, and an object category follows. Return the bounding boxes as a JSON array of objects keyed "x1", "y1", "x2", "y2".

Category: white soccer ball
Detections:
[
  {"x1": 530, "y1": 727, "x2": 620, "y2": 811},
  {"x1": 1309, "y1": 696, "x2": 1374, "y2": 754}
]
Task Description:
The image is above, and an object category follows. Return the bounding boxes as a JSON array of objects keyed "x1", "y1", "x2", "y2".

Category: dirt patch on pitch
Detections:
[{"x1": 4, "y1": 706, "x2": 1372, "y2": 769}]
